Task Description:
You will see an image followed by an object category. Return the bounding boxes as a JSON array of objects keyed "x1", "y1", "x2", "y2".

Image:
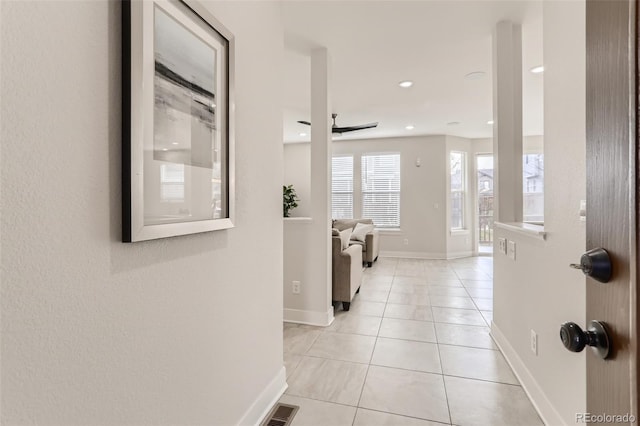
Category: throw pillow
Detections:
[
  {"x1": 351, "y1": 222, "x2": 375, "y2": 242},
  {"x1": 339, "y1": 229, "x2": 352, "y2": 250}
]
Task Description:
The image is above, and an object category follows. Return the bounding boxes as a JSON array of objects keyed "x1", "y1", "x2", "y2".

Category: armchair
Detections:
[
  {"x1": 331, "y1": 229, "x2": 362, "y2": 311},
  {"x1": 332, "y1": 219, "x2": 380, "y2": 267}
]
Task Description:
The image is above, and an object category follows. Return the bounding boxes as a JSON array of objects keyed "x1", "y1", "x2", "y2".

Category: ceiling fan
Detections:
[{"x1": 297, "y1": 113, "x2": 378, "y2": 135}]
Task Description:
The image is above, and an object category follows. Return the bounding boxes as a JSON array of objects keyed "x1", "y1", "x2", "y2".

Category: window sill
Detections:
[
  {"x1": 450, "y1": 229, "x2": 470, "y2": 236},
  {"x1": 494, "y1": 221, "x2": 546, "y2": 240}
]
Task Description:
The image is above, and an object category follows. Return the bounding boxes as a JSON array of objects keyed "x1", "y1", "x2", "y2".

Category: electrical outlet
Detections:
[
  {"x1": 530, "y1": 329, "x2": 538, "y2": 355},
  {"x1": 498, "y1": 238, "x2": 507, "y2": 254},
  {"x1": 508, "y1": 240, "x2": 516, "y2": 260},
  {"x1": 292, "y1": 281, "x2": 301, "y2": 294},
  {"x1": 403, "y1": 238, "x2": 409, "y2": 245}
]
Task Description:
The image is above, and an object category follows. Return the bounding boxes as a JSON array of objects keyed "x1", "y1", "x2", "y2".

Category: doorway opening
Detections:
[{"x1": 477, "y1": 154, "x2": 494, "y2": 255}]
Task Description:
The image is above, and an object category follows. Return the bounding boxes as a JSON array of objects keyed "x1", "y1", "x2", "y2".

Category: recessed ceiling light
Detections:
[
  {"x1": 172, "y1": 142, "x2": 179, "y2": 145},
  {"x1": 162, "y1": 148, "x2": 168, "y2": 151},
  {"x1": 447, "y1": 121, "x2": 460, "y2": 126},
  {"x1": 398, "y1": 80, "x2": 413, "y2": 88},
  {"x1": 299, "y1": 132, "x2": 307, "y2": 137},
  {"x1": 530, "y1": 65, "x2": 544, "y2": 74},
  {"x1": 405, "y1": 125, "x2": 415, "y2": 130},
  {"x1": 464, "y1": 71, "x2": 486, "y2": 80},
  {"x1": 487, "y1": 120, "x2": 494, "y2": 125}
]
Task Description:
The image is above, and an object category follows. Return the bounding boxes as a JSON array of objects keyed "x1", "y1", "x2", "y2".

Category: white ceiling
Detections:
[{"x1": 282, "y1": 0, "x2": 543, "y2": 143}]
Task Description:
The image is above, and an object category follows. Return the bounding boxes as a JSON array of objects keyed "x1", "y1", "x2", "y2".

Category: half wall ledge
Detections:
[
  {"x1": 494, "y1": 221, "x2": 547, "y2": 240},
  {"x1": 283, "y1": 217, "x2": 314, "y2": 224}
]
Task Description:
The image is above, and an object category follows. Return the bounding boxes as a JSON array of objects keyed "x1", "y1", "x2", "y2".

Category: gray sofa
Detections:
[
  {"x1": 332, "y1": 219, "x2": 380, "y2": 267},
  {"x1": 331, "y1": 229, "x2": 362, "y2": 311}
]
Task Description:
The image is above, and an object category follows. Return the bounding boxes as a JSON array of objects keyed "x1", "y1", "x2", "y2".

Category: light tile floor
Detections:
[{"x1": 281, "y1": 256, "x2": 543, "y2": 426}]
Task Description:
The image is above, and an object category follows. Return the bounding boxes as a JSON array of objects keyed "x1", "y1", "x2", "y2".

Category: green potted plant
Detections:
[{"x1": 283, "y1": 185, "x2": 300, "y2": 217}]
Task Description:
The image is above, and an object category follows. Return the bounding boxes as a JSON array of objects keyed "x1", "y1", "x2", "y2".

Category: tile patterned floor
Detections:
[{"x1": 281, "y1": 257, "x2": 543, "y2": 426}]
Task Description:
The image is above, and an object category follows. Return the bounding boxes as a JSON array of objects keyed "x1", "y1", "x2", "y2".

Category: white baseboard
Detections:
[
  {"x1": 380, "y1": 250, "x2": 447, "y2": 259},
  {"x1": 238, "y1": 366, "x2": 287, "y2": 426},
  {"x1": 446, "y1": 250, "x2": 473, "y2": 259},
  {"x1": 283, "y1": 307, "x2": 334, "y2": 326},
  {"x1": 379, "y1": 250, "x2": 475, "y2": 260},
  {"x1": 491, "y1": 322, "x2": 565, "y2": 426}
]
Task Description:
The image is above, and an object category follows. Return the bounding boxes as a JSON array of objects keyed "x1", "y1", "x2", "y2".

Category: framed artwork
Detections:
[{"x1": 122, "y1": 0, "x2": 234, "y2": 242}]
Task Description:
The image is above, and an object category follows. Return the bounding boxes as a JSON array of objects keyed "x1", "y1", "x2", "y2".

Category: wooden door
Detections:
[{"x1": 586, "y1": 0, "x2": 638, "y2": 422}]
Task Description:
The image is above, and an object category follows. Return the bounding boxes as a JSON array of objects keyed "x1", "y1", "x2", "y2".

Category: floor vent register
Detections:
[{"x1": 260, "y1": 403, "x2": 299, "y2": 426}]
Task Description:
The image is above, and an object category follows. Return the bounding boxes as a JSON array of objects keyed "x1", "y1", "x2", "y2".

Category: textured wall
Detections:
[{"x1": 1, "y1": 1, "x2": 284, "y2": 424}]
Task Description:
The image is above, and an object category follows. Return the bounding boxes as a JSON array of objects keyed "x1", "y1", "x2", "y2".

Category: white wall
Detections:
[
  {"x1": 334, "y1": 136, "x2": 450, "y2": 257},
  {"x1": 523, "y1": 135, "x2": 544, "y2": 154},
  {"x1": 283, "y1": 143, "x2": 311, "y2": 217},
  {"x1": 333, "y1": 136, "x2": 447, "y2": 258},
  {"x1": 471, "y1": 138, "x2": 493, "y2": 155},
  {"x1": 472, "y1": 136, "x2": 542, "y2": 154},
  {"x1": 1, "y1": 1, "x2": 285, "y2": 425},
  {"x1": 491, "y1": 1, "x2": 586, "y2": 424},
  {"x1": 283, "y1": 219, "x2": 331, "y2": 324},
  {"x1": 283, "y1": 144, "x2": 312, "y2": 218},
  {"x1": 283, "y1": 135, "x2": 486, "y2": 259},
  {"x1": 285, "y1": 136, "x2": 454, "y2": 258},
  {"x1": 283, "y1": 209, "x2": 334, "y2": 326}
]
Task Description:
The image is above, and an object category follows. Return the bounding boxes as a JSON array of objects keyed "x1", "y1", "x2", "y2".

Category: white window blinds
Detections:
[
  {"x1": 361, "y1": 154, "x2": 401, "y2": 228},
  {"x1": 332, "y1": 156, "x2": 354, "y2": 219}
]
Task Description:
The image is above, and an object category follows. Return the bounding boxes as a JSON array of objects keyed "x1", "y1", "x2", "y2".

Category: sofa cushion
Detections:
[
  {"x1": 331, "y1": 228, "x2": 340, "y2": 237},
  {"x1": 333, "y1": 218, "x2": 374, "y2": 231},
  {"x1": 351, "y1": 222, "x2": 375, "y2": 242},
  {"x1": 339, "y1": 229, "x2": 352, "y2": 250}
]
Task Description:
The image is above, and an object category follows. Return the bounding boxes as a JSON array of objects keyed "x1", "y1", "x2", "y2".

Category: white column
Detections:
[
  {"x1": 492, "y1": 21, "x2": 523, "y2": 223},
  {"x1": 310, "y1": 48, "x2": 333, "y2": 315}
]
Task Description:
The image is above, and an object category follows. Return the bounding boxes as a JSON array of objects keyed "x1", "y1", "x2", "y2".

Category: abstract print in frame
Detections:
[{"x1": 123, "y1": 0, "x2": 234, "y2": 242}]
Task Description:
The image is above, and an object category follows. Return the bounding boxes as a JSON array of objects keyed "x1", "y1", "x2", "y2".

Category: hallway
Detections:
[{"x1": 281, "y1": 257, "x2": 542, "y2": 425}]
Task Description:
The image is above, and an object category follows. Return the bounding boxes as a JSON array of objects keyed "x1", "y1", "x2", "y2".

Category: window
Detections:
[
  {"x1": 450, "y1": 151, "x2": 465, "y2": 229},
  {"x1": 160, "y1": 163, "x2": 185, "y2": 202},
  {"x1": 523, "y1": 153, "x2": 544, "y2": 223},
  {"x1": 476, "y1": 154, "x2": 494, "y2": 250},
  {"x1": 331, "y1": 156, "x2": 353, "y2": 219},
  {"x1": 361, "y1": 153, "x2": 401, "y2": 228}
]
